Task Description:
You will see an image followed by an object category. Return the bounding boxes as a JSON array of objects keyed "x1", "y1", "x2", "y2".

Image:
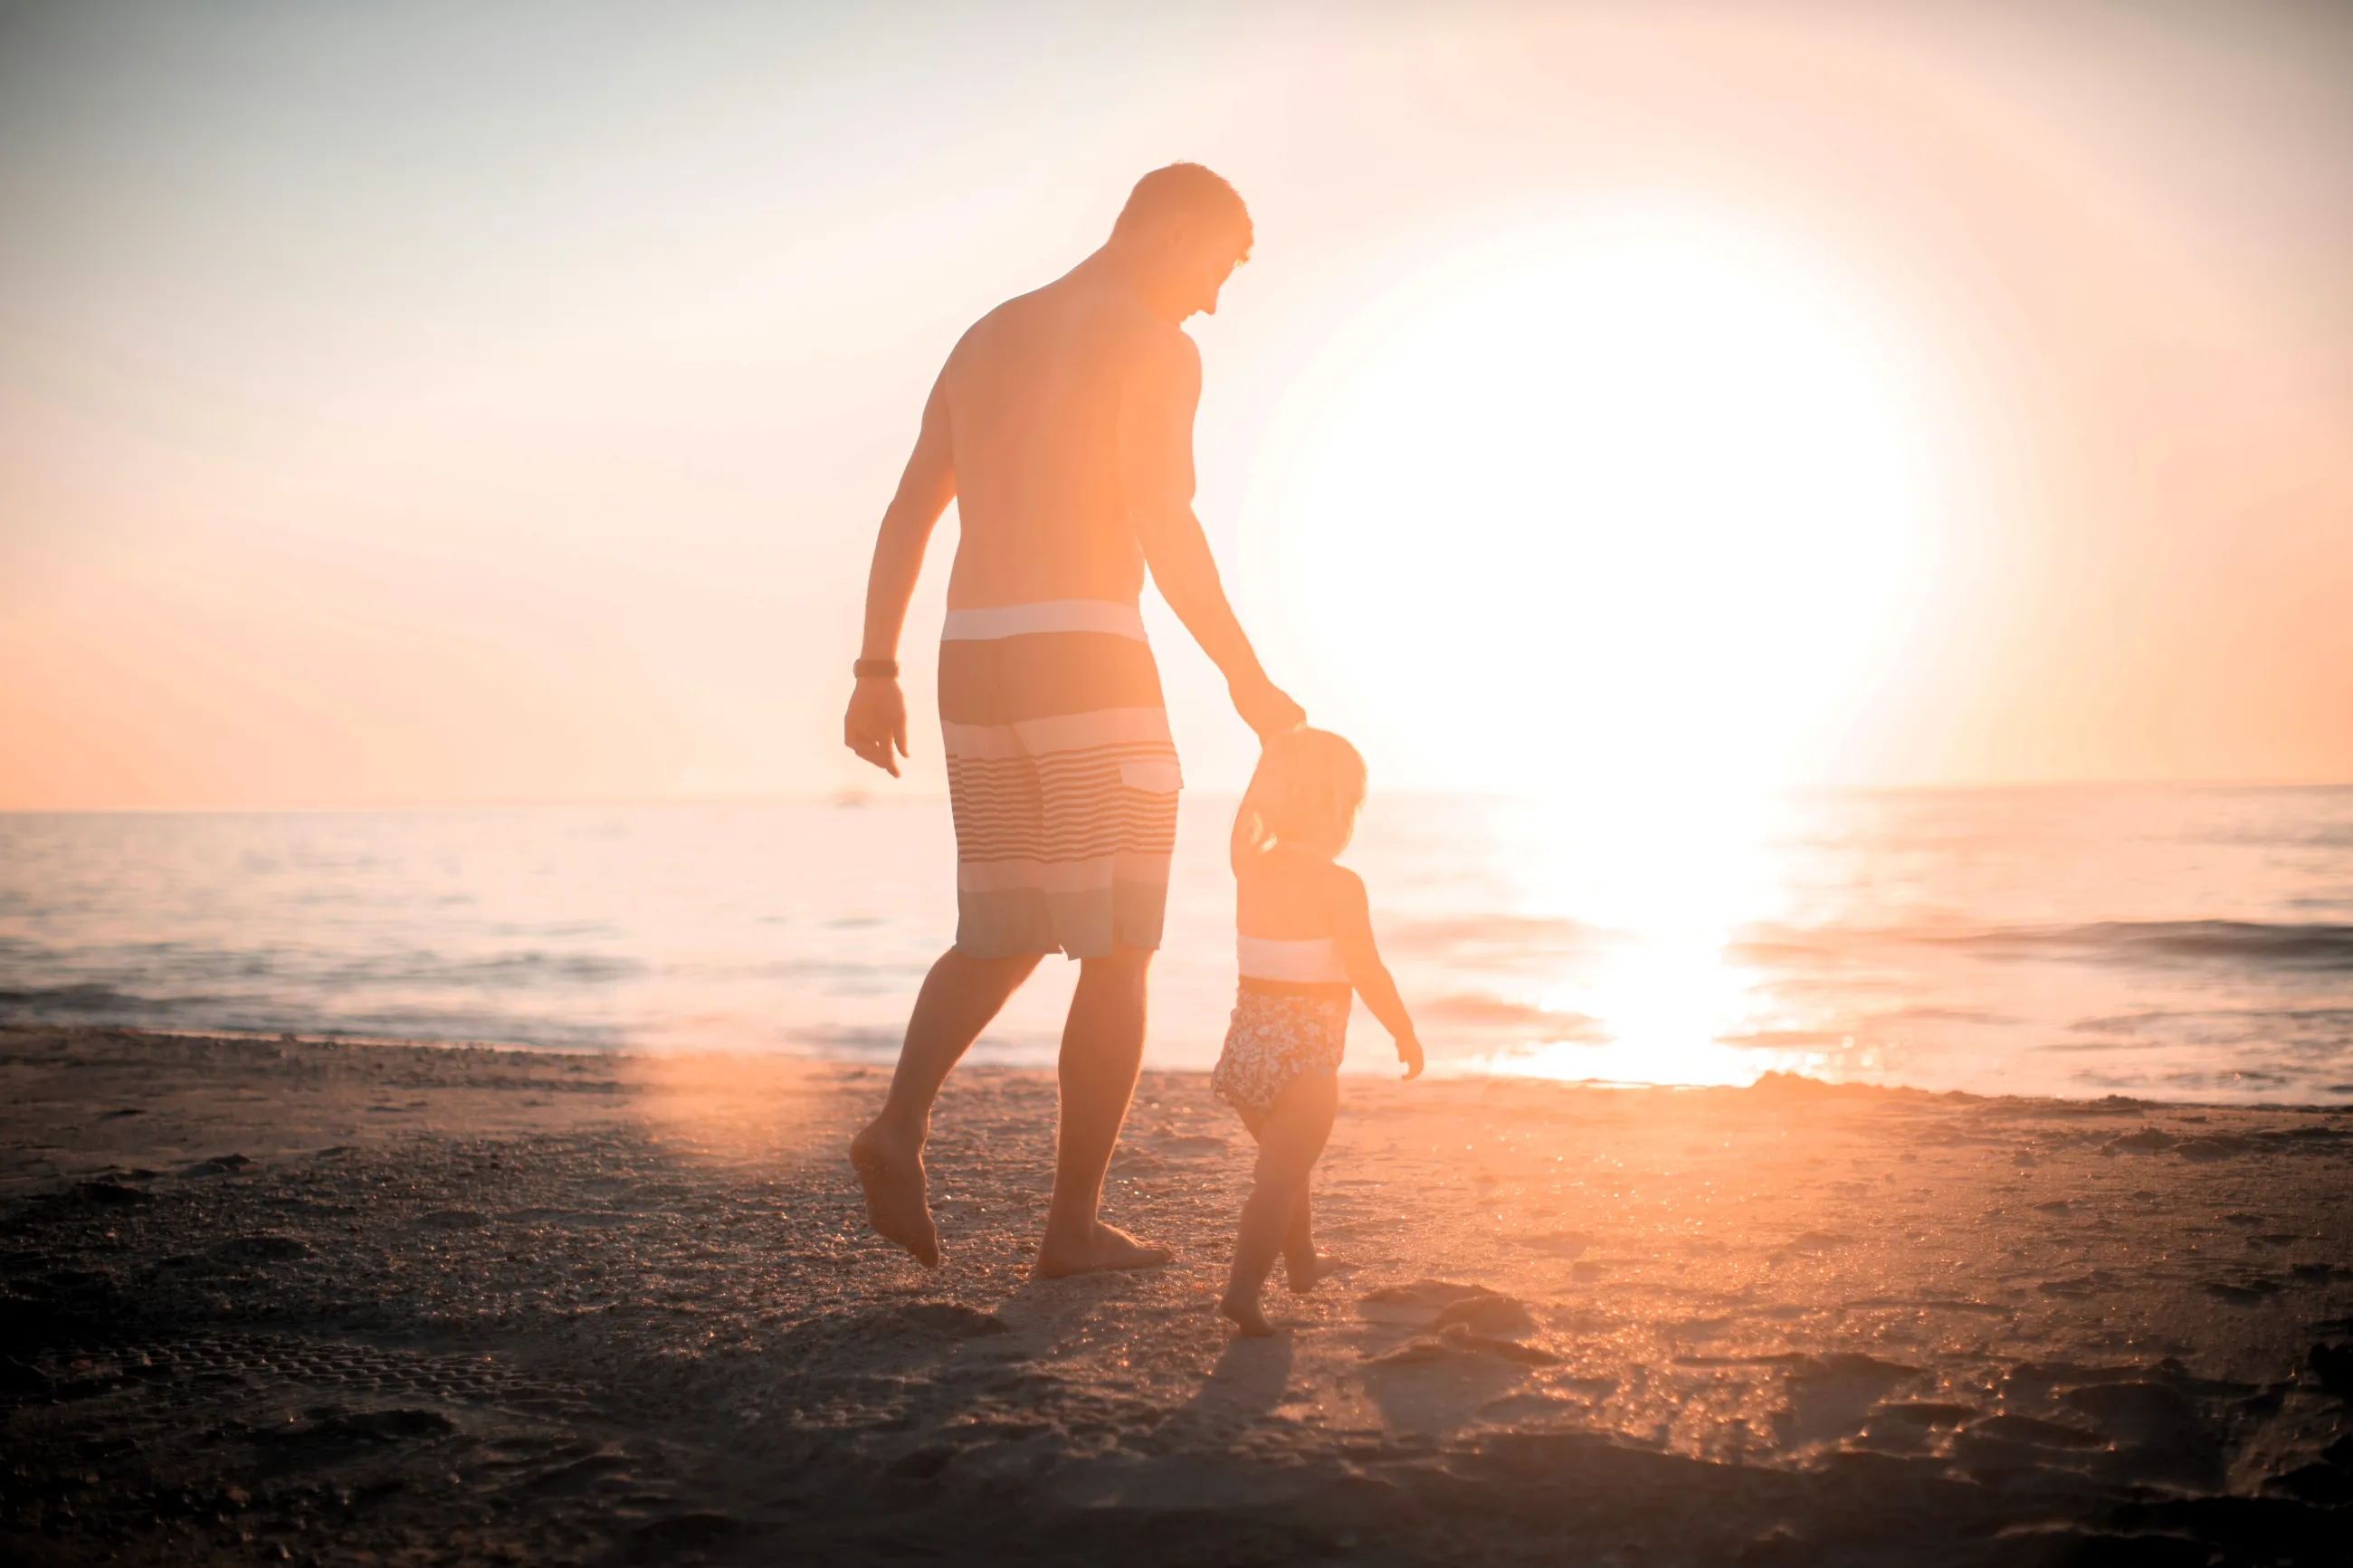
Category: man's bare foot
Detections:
[
  {"x1": 1283, "y1": 1251, "x2": 1345, "y2": 1296},
  {"x1": 848, "y1": 1121, "x2": 939, "y2": 1269},
  {"x1": 1219, "y1": 1289, "x2": 1276, "y2": 1336},
  {"x1": 1034, "y1": 1222, "x2": 1172, "y2": 1279}
]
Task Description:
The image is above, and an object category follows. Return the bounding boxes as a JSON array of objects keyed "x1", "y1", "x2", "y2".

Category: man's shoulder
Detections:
[
  {"x1": 990, "y1": 279, "x2": 1194, "y2": 355},
  {"x1": 943, "y1": 280, "x2": 1194, "y2": 402},
  {"x1": 950, "y1": 289, "x2": 1047, "y2": 358}
]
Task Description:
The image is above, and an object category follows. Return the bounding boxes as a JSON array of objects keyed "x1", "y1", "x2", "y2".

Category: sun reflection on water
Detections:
[{"x1": 1450, "y1": 785, "x2": 1806, "y2": 1088}]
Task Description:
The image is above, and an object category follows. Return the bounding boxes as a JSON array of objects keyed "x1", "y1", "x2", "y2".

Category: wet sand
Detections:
[{"x1": 4, "y1": 1024, "x2": 2350, "y2": 1565}]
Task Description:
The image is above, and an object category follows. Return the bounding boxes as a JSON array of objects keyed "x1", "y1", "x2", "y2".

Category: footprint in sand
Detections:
[
  {"x1": 1357, "y1": 1279, "x2": 1499, "y2": 1326},
  {"x1": 1367, "y1": 1326, "x2": 1558, "y2": 1368},
  {"x1": 1967, "y1": 1413, "x2": 2105, "y2": 1449},
  {"x1": 875, "y1": 1302, "x2": 1013, "y2": 1340},
  {"x1": 1773, "y1": 1231, "x2": 1847, "y2": 1259},
  {"x1": 1876, "y1": 1402, "x2": 1979, "y2": 1429},
  {"x1": 1358, "y1": 1284, "x2": 1557, "y2": 1366},
  {"x1": 1429, "y1": 1295, "x2": 1538, "y2": 1338},
  {"x1": 1516, "y1": 1231, "x2": 1592, "y2": 1259},
  {"x1": 2203, "y1": 1277, "x2": 2284, "y2": 1304},
  {"x1": 209, "y1": 1233, "x2": 314, "y2": 1263},
  {"x1": 2304, "y1": 1342, "x2": 2353, "y2": 1399},
  {"x1": 1773, "y1": 1354, "x2": 1923, "y2": 1448},
  {"x1": 2177, "y1": 1136, "x2": 2255, "y2": 1162},
  {"x1": 1150, "y1": 1135, "x2": 1227, "y2": 1157},
  {"x1": 2058, "y1": 1381, "x2": 2224, "y2": 1485},
  {"x1": 74, "y1": 1180, "x2": 150, "y2": 1208}
]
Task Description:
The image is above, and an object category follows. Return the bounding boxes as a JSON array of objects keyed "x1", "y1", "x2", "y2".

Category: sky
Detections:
[{"x1": 2, "y1": 0, "x2": 2349, "y2": 809}]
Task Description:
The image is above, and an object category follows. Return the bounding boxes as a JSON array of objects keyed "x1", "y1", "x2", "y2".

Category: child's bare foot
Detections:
[
  {"x1": 1283, "y1": 1251, "x2": 1345, "y2": 1295},
  {"x1": 1219, "y1": 1289, "x2": 1276, "y2": 1336}
]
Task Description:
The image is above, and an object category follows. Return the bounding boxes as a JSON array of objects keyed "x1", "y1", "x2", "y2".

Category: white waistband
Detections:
[
  {"x1": 1238, "y1": 935, "x2": 1349, "y2": 984},
  {"x1": 942, "y1": 600, "x2": 1148, "y2": 641}
]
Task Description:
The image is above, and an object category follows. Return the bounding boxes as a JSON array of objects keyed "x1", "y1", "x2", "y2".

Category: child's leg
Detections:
[
  {"x1": 1281, "y1": 1185, "x2": 1341, "y2": 1293},
  {"x1": 1220, "y1": 1071, "x2": 1338, "y2": 1335},
  {"x1": 1284, "y1": 1186, "x2": 1314, "y2": 1272}
]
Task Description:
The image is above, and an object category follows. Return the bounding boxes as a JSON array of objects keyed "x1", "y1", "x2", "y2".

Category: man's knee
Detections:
[
  {"x1": 937, "y1": 947, "x2": 1043, "y2": 991},
  {"x1": 1078, "y1": 945, "x2": 1153, "y2": 990}
]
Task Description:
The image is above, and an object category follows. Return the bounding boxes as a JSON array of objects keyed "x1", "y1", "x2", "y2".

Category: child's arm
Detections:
[{"x1": 1327, "y1": 865, "x2": 1425, "y2": 1080}]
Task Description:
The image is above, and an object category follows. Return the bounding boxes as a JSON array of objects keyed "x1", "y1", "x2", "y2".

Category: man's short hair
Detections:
[{"x1": 1112, "y1": 163, "x2": 1253, "y2": 262}]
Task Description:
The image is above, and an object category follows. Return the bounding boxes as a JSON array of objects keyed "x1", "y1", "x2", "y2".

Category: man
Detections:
[{"x1": 841, "y1": 163, "x2": 1302, "y2": 1277}]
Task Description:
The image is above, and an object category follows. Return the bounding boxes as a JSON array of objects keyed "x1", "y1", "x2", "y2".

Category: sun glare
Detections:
[
  {"x1": 1246, "y1": 212, "x2": 1937, "y2": 811},
  {"x1": 1243, "y1": 212, "x2": 1945, "y2": 1086}
]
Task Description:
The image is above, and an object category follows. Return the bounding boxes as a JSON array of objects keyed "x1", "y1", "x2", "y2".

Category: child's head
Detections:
[{"x1": 1232, "y1": 727, "x2": 1368, "y2": 868}]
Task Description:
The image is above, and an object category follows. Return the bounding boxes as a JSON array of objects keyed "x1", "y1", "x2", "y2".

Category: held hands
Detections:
[
  {"x1": 1396, "y1": 1033, "x2": 1425, "y2": 1082},
  {"x1": 1230, "y1": 671, "x2": 1306, "y2": 740},
  {"x1": 843, "y1": 676, "x2": 909, "y2": 777}
]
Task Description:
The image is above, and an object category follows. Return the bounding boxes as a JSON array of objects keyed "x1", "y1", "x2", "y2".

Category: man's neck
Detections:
[{"x1": 1072, "y1": 242, "x2": 1181, "y2": 323}]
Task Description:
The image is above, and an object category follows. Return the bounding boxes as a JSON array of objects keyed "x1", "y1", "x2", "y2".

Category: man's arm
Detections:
[
  {"x1": 1119, "y1": 329, "x2": 1304, "y2": 739},
  {"x1": 843, "y1": 376, "x2": 956, "y2": 776}
]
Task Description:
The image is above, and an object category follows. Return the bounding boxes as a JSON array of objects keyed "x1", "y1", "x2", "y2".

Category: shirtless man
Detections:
[{"x1": 842, "y1": 164, "x2": 1303, "y2": 1277}]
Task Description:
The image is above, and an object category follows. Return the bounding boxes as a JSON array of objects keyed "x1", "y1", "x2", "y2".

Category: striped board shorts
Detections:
[{"x1": 938, "y1": 600, "x2": 1182, "y2": 959}]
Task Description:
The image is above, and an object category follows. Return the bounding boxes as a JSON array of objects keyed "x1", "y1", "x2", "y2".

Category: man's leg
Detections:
[
  {"x1": 851, "y1": 947, "x2": 1040, "y2": 1268},
  {"x1": 1035, "y1": 945, "x2": 1170, "y2": 1278}
]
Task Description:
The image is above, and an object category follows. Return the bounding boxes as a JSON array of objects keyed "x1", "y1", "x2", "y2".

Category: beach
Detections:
[{"x1": 3, "y1": 1027, "x2": 2349, "y2": 1564}]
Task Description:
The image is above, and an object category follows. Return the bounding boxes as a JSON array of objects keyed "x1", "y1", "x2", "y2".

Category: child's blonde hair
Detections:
[{"x1": 1231, "y1": 727, "x2": 1368, "y2": 873}]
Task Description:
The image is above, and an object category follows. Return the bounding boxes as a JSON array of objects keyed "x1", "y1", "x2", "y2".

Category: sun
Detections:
[{"x1": 1243, "y1": 211, "x2": 1938, "y2": 808}]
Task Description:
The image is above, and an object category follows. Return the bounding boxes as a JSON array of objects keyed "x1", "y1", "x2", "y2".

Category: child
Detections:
[{"x1": 1213, "y1": 727, "x2": 1424, "y2": 1335}]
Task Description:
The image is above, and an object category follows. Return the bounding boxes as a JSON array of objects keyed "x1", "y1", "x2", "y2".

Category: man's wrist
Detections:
[{"x1": 853, "y1": 658, "x2": 900, "y2": 679}]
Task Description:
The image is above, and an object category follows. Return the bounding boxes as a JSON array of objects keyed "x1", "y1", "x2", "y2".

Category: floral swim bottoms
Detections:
[{"x1": 1212, "y1": 989, "x2": 1349, "y2": 1130}]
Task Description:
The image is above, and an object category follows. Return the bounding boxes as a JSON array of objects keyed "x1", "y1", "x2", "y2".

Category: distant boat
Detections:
[{"x1": 833, "y1": 788, "x2": 871, "y2": 809}]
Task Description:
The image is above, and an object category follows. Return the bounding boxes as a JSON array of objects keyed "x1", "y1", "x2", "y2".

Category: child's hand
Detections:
[{"x1": 1396, "y1": 1033, "x2": 1425, "y2": 1081}]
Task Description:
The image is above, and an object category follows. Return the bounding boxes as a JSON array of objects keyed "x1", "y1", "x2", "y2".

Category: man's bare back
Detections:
[{"x1": 934, "y1": 279, "x2": 1187, "y2": 612}]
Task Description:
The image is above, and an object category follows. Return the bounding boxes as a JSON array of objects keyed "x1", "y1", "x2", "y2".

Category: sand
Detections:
[{"x1": 3, "y1": 1025, "x2": 2350, "y2": 1565}]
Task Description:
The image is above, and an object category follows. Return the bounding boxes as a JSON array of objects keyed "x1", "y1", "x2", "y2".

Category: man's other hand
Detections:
[
  {"x1": 844, "y1": 676, "x2": 909, "y2": 776},
  {"x1": 1231, "y1": 673, "x2": 1306, "y2": 740}
]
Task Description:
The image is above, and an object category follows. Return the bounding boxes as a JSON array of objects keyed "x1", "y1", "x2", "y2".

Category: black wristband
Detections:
[{"x1": 853, "y1": 659, "x2": 899, "y2": 679}]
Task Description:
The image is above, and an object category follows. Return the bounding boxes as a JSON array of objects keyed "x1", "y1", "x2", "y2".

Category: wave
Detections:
[
  {"x1": 1387, "y1": 916, "x2": 1597, "y2": 956},
  {"x1": 1936, "y1": 920, "x2": 2353, "y2": 969},
  {"x1": 0, "y1": 984, "x2": 180, "y2": 1017},
  {"x1": 0, "y1": 945, "x2": 645, "y2": 992},
  {"x1": 0, "y1": 982, "x2": 624, "y2": 1050},
  {"x1": 1736, "y1": 920, "x2": 2353, "y2": 972},
  {"x1": 1422, "y1": 993, "x2": 1605, "y2": 1037}
]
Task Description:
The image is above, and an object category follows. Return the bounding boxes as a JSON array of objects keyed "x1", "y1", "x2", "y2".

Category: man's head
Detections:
[{"x1": 1108, "y1": 163, "x2": 1253, "y2": 323}]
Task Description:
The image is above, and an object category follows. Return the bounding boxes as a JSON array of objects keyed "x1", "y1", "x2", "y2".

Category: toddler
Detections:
[{"x1": 1212, "y1": 727, "x2": 1424, "y2": 1335}]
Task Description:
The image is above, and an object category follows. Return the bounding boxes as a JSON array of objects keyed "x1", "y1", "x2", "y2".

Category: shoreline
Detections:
[
  {"x1": 5, "y1": 1024, "x2": 2351, "y2": 1563},
  {"x1": 18, "y1": 1021, "x2": 2353, "y2": 1116}
]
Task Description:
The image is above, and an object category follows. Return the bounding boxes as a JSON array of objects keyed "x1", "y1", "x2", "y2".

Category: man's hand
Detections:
[
  {"x1": 843, "y1": 676, "x2": 909, "y2": 777},
  {"x1": 1396, "y1": 1033, "x2": 1425, "y2": 1082},
  {"x1": 1230, "y1": 672, "x2": 1305, "y2": 740}
]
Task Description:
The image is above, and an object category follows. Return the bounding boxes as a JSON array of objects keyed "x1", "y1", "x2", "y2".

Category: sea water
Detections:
[{"x1": 3, "y1": 788, "x2": 2349, "y2": 1103}]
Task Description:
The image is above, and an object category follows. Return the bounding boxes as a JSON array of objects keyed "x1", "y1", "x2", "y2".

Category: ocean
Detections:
[{"x1": 3, "y1": 787, "x2": 2350, "y2": 1104}]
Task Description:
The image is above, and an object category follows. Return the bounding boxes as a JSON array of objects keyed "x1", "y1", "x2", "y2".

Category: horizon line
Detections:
[{"x1": 5, "y1": 775, "x2": 2353, "y2": 815}]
